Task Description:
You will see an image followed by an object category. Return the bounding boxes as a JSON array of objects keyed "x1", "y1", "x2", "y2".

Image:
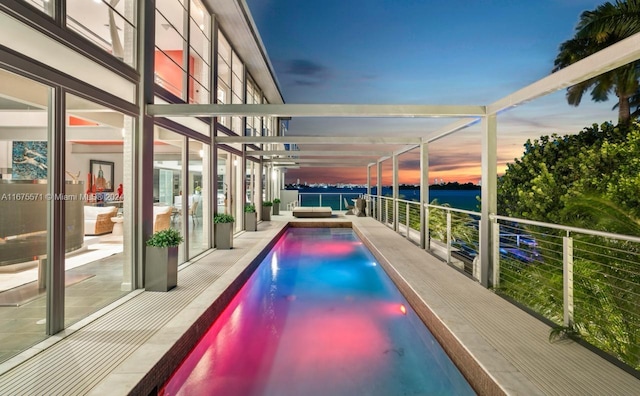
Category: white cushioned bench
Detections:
[{"x1": 292, "y1": 206, "x2": 332, "y2": 218}]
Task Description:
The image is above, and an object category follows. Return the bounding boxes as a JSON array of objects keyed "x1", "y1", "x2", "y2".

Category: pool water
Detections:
[{"x1": 161, "y1": 228, "x2": 475, "y2": 395}]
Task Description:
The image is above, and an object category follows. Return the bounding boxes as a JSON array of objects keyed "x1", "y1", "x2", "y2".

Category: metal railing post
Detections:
[
  {"x1": 319, "y1": 194, "x2": 322, "y2": 207},
  {"x1": 446, "y1": 210, "x2": 452, "y2": 264},
  {"x1": 425, "y1": 206, "x2": 430, "y2": 251},
  {"x1": 563, "y1": 234, "x2": 574, "y2": 327},
  {"x1": 492, "y1": 221, "x2": 500, "y2": 287},
  {"x1": 406, "y1": 202, "x2": 410, "y2": 240},
  {"x1": 385, "y1": 199, "x2": 389, "y2": 224},
  {"x1": 339, "y1": 194, "x2": 343, "y2": 211}
]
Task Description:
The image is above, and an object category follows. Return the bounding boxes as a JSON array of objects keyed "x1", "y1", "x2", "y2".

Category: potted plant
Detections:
[
  {"x1": 145, "y1": 228, "x2": 184, "y2": 292},
  {"x1": 261, "y1": 200, "x2": 273, "y2": 221},
  {"x1": 244, "y1": 204, "x2": 257, "y2": 231},
  {"x1": 273, "y1": 198, "x2": 281, "y2": 215},
  {"x1": 214, "y1": 213, "x2": 235, "y2": 249}
]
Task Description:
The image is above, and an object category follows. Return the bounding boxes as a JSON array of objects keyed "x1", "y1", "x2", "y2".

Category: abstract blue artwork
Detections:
[{"x1": 12, "y1": 141, "x2": 47, "y2": 180}]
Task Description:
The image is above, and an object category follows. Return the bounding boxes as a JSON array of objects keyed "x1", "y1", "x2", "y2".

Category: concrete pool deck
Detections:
[{"x1": 0, "y1": 213, "x2": 638, "y2": 395}]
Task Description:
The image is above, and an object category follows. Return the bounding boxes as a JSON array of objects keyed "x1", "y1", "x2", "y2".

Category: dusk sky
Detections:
[{"x1": 245, "y1": 0, "x2": 619, "y2": 185}]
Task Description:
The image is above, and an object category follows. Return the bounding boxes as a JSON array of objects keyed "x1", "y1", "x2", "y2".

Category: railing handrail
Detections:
[
  {"x1": 298, "y1": 192, "x2": 362, "y2": 196},
  {"x1": 490, "y1": 214, "x2": 640, "y2": 244},
  {"x1": 427, "y1": 203, "x2": 481, "y2": 217}
]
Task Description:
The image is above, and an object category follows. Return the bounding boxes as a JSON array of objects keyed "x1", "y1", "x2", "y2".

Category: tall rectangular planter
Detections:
[
  {"x1": 245, "y1": 212, "x2": 257, "y2": 231},
  {"x1": 261, "y1": 206, "x2": 272, "y2": 221},
  {"x1": 145, "y1": 246, "x2": 178, "y2": 292},
  {"x1": 215, "y1": 222, "x2": 234, "y2": 249},
  {"x1": 273, "y1": 203, "x2": 280, "y2": 215}
]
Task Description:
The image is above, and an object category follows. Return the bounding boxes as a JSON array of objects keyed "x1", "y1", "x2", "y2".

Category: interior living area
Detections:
[{"x1": 1, "y1": 0, "x2": 640, "y2": 395}]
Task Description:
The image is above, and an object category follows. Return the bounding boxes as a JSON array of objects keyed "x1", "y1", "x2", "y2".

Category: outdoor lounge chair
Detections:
[{"x1": 344, "y1": 197, "x2": 355, "y2": 215}]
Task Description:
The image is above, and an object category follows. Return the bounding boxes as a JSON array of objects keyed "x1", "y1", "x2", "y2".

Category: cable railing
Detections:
[
  {"x1": 491, "y1": 214, "x2": 640, "y2": 371},
  {"x1": 297, "y1": 192, "x2": 363, "y2": 211}
]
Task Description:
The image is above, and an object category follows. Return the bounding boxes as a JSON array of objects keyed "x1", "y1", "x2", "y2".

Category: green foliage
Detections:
[
  {"x1": 498, "y1": 122, "x2": 640, "y2": 222},
  {"x1": 262, "y1": 201, "x2": 273, "y2": 207},
  {"x1": 244, "y1": 204, "x2": 256, "y2": 213},
  {"x1": 146, "y1": 228, "x2": 184, "y2": 247},
  {"x1": 214, "y1": 213, "x2": 235, "y2": 223},
  {"x1": 273, "y1": 198, "x2": 281, "y2": 204}
]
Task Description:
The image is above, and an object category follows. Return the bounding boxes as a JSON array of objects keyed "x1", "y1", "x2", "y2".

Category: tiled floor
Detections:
[{"x1": 0, "y1": 213, "x2": 639, "y2": 395}]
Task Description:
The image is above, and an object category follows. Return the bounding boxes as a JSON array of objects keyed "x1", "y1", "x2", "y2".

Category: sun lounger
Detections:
[{"x1": 292, "y1": 206, "x2": 332, "y2": 218}]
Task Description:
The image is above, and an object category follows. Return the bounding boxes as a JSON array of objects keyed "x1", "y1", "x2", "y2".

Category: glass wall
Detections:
[
  {"x1": 155, "y1": 0, "x2": 187, "y2": 98},
  {"x1": 67, "y1": 0, "x2": 137, "y2": 67},
  {"x1": 217, "y1": 149, "x2": 230, "y2": 215},
  {"x1": 188, "y1": 0, "x2": 211, "y2": 104},
  {"x1": 231, "y1": 51, "x2": 244, "y2": 135},
  {"x1": 217, "y1": 32, "x2": 232, "y2": 129},
  {"x1": 155, "y1": 0, "x2": 211, "y2": 102},
  {"x1": 64, "y1": 93, "x2": 131, "y2": 327},
  {"x1": 187, "y1": 138, "x2": 209, "y2": 258},
  {"x1": 0, "y1": 69, "x2": 50, "y2": 363},
  {"x1": 153, "y1": 127, "x2": 185, "y2": 263}
]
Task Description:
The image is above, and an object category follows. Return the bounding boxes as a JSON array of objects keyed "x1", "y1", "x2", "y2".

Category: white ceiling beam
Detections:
[
  {"x1": 147, "y1": 103, "x2": 486, "y2": 118},
  {"x1": 426, "y1": 118, "x2": 481, "y2": 143},
  {"x1": 217, "y1": 136, "x2": 421, "y2": 144},
  {"x1": 248, "y1": 150, "x2": 391, "y2": 156},
  {"x1": 266, "y1": 158, "x2": 372, "y2": 164},
  {"x1": 273, "y1": 163, "x2": 373, "y2": 168}
]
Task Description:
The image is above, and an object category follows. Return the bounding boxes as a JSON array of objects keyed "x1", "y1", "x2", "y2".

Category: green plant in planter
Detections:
[
  {"x1": 244, "y1": 204, "x2": 256, "y2": 213},
  {"x1": 145, "y1": 228, "x2": 183, "y2": 292},
  {"x1": 263, "y1": 201, "x2": 273, "y2": 207},
  {"x1": 214, "y1": 213, "x2": 235, "y2": 223},
  {"x1": 146, "y1": 228, "x2": 184, "y2": 247},
  {"x1": 272, "y1": 198, "x2": 281, "y2": 215},
  {"x1": 214, "y1": 213, "x2": 235, "y2": 249}
]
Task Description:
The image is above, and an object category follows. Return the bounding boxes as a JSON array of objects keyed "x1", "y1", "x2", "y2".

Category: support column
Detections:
[
  {"x1": 377, "y1": 161, "x2": 382, "y2": 221},
  {"x1": 46, "y1": 87, "x2": 65, "y2": 335},
  {"x1": 138, "y1": 0, "x2": 156, "y2": 290},
  {"x1": 366, "y1": 165, "x2": 372, "y2": 217},
  {"x1": 392, "y1": 154, "x2": 399, "y2": 232},
  {"x1": 420, "y1": 142, "x2": 429, "y2": 249},
  {"x1": 479, "y1": 114, "x2": 497, "y2": 287}
]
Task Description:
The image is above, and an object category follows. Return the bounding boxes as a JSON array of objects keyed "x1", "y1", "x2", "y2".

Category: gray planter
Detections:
[
  {"x1": 261, "y1": 206, "x2": 272, "y2": 221},
  {"x1": 245, "y1": 212, "x2": 257, "y2": 231},
  {"x1": 273, "y1": 202, "x2": 280, "y2": 215},
  {"x1": 215, "y1": 222, "x2": 234, "y2": 249},
  {"x1": 145, "y1": 246, "x2": 178, "y2": 292}
]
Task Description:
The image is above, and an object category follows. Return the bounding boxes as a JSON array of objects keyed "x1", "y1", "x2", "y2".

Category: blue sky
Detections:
[{"x1": 246, "y1": 0, "x2": 618, "y2": 184}]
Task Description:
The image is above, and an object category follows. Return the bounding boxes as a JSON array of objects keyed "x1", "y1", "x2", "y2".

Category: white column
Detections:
[
  {"x1": 420, "y1": 142, "x2": 429, "y2": 249},
  {"x1": 392, "y1": 154, "x2": 399, "y2": 232},
  {"x1": 377, "y1": 161, "x2": 382, "y2": 220},
  {"x1": 479, "y1": 114, "x2": 497, "y2": 287}
]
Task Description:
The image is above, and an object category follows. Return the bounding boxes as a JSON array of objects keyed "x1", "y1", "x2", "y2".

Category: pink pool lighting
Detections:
[{"x1": 160, "y1": 228, "x2": 475, "y2": 396}]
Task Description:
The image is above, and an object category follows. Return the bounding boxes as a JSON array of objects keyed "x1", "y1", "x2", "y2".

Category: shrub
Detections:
[
  {"x1": 273, "y1": 198, "x2": 281, "y2": 204},
  {"x1": 244, "y1": 204, "x2": 256, "y2": 213},
  {"x1": 262, "y1": 201, "x2": 273, "y2": 207},
  {"x1": 214, "y1": 213, "x2": 235, "y2": 223},
  {"x1": 146, "y1": 228, "x2": 184, "y2": 247}
]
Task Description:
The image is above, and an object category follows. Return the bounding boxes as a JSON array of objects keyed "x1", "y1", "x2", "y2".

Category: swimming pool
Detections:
[{"x1": 161, "y1": 228, "x2": 475, "y2": 395}]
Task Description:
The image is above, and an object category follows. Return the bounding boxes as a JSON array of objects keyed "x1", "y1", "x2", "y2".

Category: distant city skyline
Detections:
[{"x1": 247, "y1": 0, "x2": 618, "y2": 185}]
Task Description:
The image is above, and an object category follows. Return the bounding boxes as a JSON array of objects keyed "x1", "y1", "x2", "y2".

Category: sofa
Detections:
[
  {"x1": 84, "y1": 206, "x2": 118, "y2": 235},
  {"x1": 153, "y1": 206, "x2": 173, "y2": 233},
  {"x1": 292, "y1": 206, "x2": 332, "y2": 218}
]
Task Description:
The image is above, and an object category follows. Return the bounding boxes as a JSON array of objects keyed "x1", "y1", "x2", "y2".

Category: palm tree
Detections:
[{"x1": 553, "y1": 0, "x2": 640, "y2": 125}]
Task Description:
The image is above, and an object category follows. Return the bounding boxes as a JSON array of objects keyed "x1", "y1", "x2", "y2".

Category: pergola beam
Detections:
[
  {"x1": 248, "y1": 150, "x2": 391, "y2": 157},
  {"x1": 217, "y1": 136, "x2": 422, "y2": 144},
  {"x1": 147, "y1": 103, "x2": 486, "y2": 118},
  {"x1": 265, "y1": 158, "x2": 372, "y2": 164}
]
